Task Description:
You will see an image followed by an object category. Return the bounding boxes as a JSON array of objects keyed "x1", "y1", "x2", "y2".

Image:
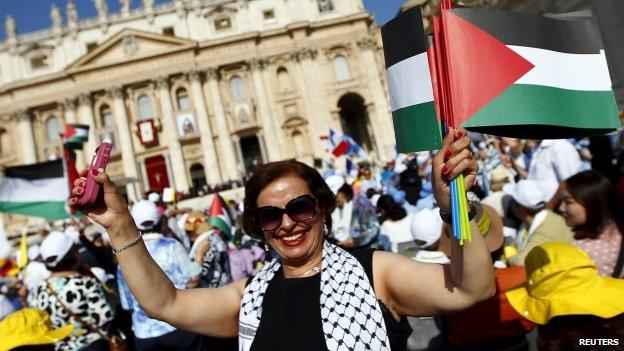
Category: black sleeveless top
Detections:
[{"x1": 248, "y1": 248, "x2": 412, "y2": 351}]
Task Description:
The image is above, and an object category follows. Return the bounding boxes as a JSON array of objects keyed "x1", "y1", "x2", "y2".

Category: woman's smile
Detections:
[{"x1": 275, "y1": 227, "x2": 310, "y2": 247}]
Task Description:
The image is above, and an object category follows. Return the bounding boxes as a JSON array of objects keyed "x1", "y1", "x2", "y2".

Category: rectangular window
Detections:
[
  {"x1": 30, "y1": 55, "x2": 49, "y2": 70},
  {"x1": 86, "y1": 42, "x2": 98, "y2": 53},
  {"x1": 215, "y1": 17, "x2": 232, "y2": 31},
  {"x1": 163, "y1": 27, "x2": 175, "y2": 37},
  {"x1": 263, "y1": 9, "x2": 275, "y2": 20}
]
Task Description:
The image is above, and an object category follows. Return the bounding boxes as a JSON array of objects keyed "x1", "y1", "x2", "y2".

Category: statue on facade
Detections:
[
  {"x1": 120, "y1": 0, "x2": 131, "y2": 16},
  {"x1": 50, "y1": 4, "x2": 62, "y2": 29},
  {"x1": 66, "y1": 0, "x2": 78, "y2": 27},
  {"x1": 94, "y1": 0, "x2": 108, "y2": 19},
  {"x1": 5, "y1": 15, "x2": 16, "y2": 41}
]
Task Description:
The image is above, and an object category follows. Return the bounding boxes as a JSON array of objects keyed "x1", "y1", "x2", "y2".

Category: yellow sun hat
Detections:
[
  {"x1": 0, "y1": 308, "x2": 73, "y2": 351},
  {"x1": 506, "y1": 242, "x2": 624, "y2": 325}
]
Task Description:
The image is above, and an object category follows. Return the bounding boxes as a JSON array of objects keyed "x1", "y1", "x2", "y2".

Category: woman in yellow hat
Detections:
[
  {"x1": 0, "y1": 308, "x2": 73, "y2": 351},
  {"x1": 506, "y1": 242, "x2": 624, "y2": 350}
]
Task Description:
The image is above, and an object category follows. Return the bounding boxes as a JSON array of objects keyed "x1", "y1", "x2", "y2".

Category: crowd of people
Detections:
[{"x1": 1, "y1": 130, "x2": 623, "y2": 351}]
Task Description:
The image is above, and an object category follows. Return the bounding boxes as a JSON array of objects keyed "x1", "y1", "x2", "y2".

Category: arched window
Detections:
[
  {"x1": 137, "y1": 93, "x2": 154, "y2": 119},
  {"x1": 276, "y1": 67, "x2": 292, "y2": 92},
  {"x1": 292, "y1": 130, "x2": 306, "y2": 157},
  {"x1": 46, "y1": 116, "x2": 61, "y2": 142},
  {"x1": 318, "y1": 0, "x2": 334, "y2": 13},
  {"x1": 176, "y1": 88, "x2": 191, "y2": 111},
  {"x1": 190, "y1": 163, "x2": 207, "y2": 189},
  {"x1": 332, "y1": 55, "x2": 351, "y2": 82},
  {"x1": 229, "y1": 76, "x2": 246, "y2": 101}
]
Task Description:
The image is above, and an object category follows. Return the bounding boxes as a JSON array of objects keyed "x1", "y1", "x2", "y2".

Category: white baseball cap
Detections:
[
  {"x1": 131, "y1": 200, "x2": 161, "y2": 231},
  {"x1": 503, "y1": 179, "x2": 558, "y2": 210},
  {"x1": 410, "y1": 208, "x2": 443, "y2": 249},
  {"x1": 147, "y1": 192, "x2": 161, "y2": 203},
  {"x1": 40, "y1": 231, "x2": 74, "y2": 268}
]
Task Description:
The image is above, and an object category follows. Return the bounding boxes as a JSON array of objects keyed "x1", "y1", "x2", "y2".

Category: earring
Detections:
[
  {"x1": 264, "y1": 243, "x2": 270, "y2": 252},
  {"x1": 323, "y1": 222, "x2": 329, "y2": 236}
]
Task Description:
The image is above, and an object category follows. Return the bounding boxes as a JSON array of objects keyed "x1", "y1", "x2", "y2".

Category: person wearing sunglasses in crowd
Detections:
[{"x1": 68, "y1": 128, "x2": 494, "y2": 351}]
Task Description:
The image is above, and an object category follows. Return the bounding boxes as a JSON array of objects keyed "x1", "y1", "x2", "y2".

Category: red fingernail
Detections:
[
  {"x1": 455, "y1": 130, "x2": 464, "y2": 139},
  {"x1": 442, "y1": 165, "x2": 449, "y2": 174},
  {"x1": 444, "y1": 150, "x2": 452, "y2": 160},
  {"x1": 91, "y1": 169, "x2": 99, "y2": 176}
]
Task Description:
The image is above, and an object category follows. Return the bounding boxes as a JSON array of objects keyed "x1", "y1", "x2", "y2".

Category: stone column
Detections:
[
  {"x1": 294, "y1": 48, "x2": 330, "y2": 157},
  {"x1": 77, "y1": 94, "x2": 97, "y2": 157},
  {"x1": 187, "y1": 69, "x2": 222, "y2": 184},
  {"x1": 204, "y1": 68, "x2": 238, "y2": 180},
  {"x1": 61, "y1": 98, "x2": 77, "y2": 125},
  {"x1": 154, "y1": 76, "x2": 190, "y2": 192},
  {"x1": 107, "y1": 86, "x2": 139, "y2": 201},
  {"x1": 13, "y1": 109, "x2": 37, "y2": 164},
  {"x1": 248, "y1": 59, "x2": 282, "y2": 161},
  {"x1": 358, "y1": 37, "x2": 393, "y2": 160},
  {"x1": 231, "y1": 135, "x2": 245, "y2": 177},
  {"x1": 257, "y1": 131, "x2": 268, "y2": 165}
]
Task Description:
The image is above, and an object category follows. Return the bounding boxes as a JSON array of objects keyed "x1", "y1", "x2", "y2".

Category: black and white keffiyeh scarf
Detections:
[{"x1": 239, "y1": 241, "x2": 391, "y2": 351}]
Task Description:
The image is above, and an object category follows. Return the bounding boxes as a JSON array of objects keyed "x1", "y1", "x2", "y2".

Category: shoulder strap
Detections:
[{"x1": 45, "y1": 279, "x2": 108, "y2": 340}]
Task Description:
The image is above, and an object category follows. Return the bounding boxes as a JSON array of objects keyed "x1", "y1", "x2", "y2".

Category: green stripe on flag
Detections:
[
  {"x1": 392, "y1": 101, "x2": 442, "y2": 153},
  {"x1": 0, "y1": 201, "x2": 69, "y2": 220},
  {"x1": 464, "y1": 84, "x2": 621, "y2": 138},
  {"x1": 209, "y1": 216, "x2": 232, "y2": 239}
]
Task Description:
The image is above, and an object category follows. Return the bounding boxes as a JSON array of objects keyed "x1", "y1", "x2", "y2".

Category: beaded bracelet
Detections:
[{"x1": 111, "y1": 232, "x2": 143, "y2": 254}]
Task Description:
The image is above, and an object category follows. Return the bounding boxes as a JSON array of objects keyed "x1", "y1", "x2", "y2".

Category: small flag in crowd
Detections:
[
  {"x1": 327, "y1": 128, "x2": 369, "y2": 158},
  {"x1": 62, "y1": 124, "x2": 90, "y2": 150},
  {"x1": 381, "y1": 6, "x2": 442, "y2": 153},
  {"x1": 442, "y1": 8, "x2": 620, "y2": 138},
  {"x1": 208, "y1": 194, "x2": 232, "y2": 240},
  {"x1": 0, "y1": 160, "x2": 69, "y2": 220}
]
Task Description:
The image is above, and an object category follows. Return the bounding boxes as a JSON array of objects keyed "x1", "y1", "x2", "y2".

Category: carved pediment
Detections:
[
  {"x1": 67, "y1": 28, "x2": 197, "y2": 70},
  {"x1": 203, "y1": 4, "x2": 238, "y2": 18}
]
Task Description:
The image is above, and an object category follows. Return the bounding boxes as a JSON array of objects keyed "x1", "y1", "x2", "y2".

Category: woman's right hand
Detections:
[{"x1": 68, "y1": 169, "x2": 133, "y2": 231}]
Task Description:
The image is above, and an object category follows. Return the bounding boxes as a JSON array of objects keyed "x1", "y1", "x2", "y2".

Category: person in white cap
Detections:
[
  {"x1": 503, "y1": 180, "x2": 574, "y2": 265},
  {"x1": 22, "y1": 244, "x2": 51, "y2": 290},
  {"x1": 410, "y1": 208, "x2": 449, "y2": 264},
  {"x1": 27, "y1": 231, "x2": 113, "y2": 351},
  {"x1": 117, "y1": 200, "x2": 205, "y2": 351}
]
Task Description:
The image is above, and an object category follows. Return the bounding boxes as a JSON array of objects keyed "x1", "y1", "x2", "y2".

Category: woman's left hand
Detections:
[{"x1": 432, "y1": 128, "x2": 479, "y2": 214}]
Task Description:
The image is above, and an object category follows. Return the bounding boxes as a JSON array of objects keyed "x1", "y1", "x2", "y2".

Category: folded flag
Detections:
[
  {"x1": 0, "y1": 160, "x2": 69, "y2": 220},
  {"x1": 381, "y1": 6, "x2": 442, "y2": 153},
  {"x1": 442, "y1": 8, "x2": 621, "y2": 138},
  {"x1": 62, "y1": 124, "x2": 89, "y2": 150}
]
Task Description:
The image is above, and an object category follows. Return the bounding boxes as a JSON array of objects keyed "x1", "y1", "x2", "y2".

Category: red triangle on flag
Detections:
[
  {"x1": 442, "y1": 11, "x2": 534, "y2": 126},
  {"x1": 209, "y1": 193, "x2": 224, "y2": 217}
]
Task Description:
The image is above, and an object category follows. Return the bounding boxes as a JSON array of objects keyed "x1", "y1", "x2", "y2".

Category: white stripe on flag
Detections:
[
  {"x1": 0, "y1": 177, "x2": 68, "y2": 202},
  {"x1": 510, "y1": 46, "x2": 612, "y2": 91},
  {"x1": 387, "y1": 52, "x2": 434, "y2": 112}
]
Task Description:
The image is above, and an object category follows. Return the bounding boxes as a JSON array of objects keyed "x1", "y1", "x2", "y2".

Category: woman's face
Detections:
[
  {"x1": 335, "y1": 192, "x2": 347, "y2": 208},
  {"x1": 257, "y1": 174, "x2": 324, "y2": 264},
  {"x1": 559, "y1": 188, "x2": 587, "y2": 229}
]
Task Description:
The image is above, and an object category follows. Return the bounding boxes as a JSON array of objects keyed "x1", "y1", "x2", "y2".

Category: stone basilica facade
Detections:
[{"x1": 0, "y1": 0, "x2": 395, "y2": 203}]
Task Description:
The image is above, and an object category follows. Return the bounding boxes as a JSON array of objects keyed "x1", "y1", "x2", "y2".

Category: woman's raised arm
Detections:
[{"x1": 69, "y1": 170, "x2": 244, "y2": 337}]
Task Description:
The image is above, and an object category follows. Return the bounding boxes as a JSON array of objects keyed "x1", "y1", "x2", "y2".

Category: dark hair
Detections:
[
  {"x1": 337, "y1": 183, "x2": 354, "y2": 202},
  {"x1": 376, "y1": 194, "x2": 407, "y2": 221},
  {"x1": 242, "y1": 160, "x2": 336, "y2": 241},
  {"x1": 565, "y1": 170, "x2": 623, "y2": 239},
  {"x1": 45, "y1": 246, "x2": 79, "y2": 272}
]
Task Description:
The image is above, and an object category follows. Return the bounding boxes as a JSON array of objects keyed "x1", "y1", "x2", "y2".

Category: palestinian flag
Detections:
[
  {"x1": 208, "y1": 193, "x2": 232, "y2": 240},
  {"x1": 441, "y1": 8, "x2": 621, "y2": 138},
  {"x1": 0, "y1": 160, "x2": 69, "y2": 220},
  {"x1": 62, "y1": 124, "x2": 89, "y2": 150},
  {"x1": 381, "y1": 6, "x2": 442, "y2": 153}
]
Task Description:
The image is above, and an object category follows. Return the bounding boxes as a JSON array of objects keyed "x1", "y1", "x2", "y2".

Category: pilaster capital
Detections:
[
  {"x1": 106, "y1": 86, "x2": 124, "y2": 99},
  {"x1": 10, "y1": 109, "x2": 30, "y2": 122},
  {"x1": 77, "y1": 93, "x2": 92, "y2": 106},
  {"x1": 247, "y1": 58, "x2": 266, "y2": 71},
  {"x1": 205, "y1": 67, "x2": 220, "y2": 81},
  {"x1": 294, "y1": 47, "x2": 317, "y2": 61},
  {"x1": 186, "y1": 69, "x2": 203, "y2": 83},
  {"x1": 356, "y1": 36, "x2": 377, "y2": 51},
  {"x1": 154, "y1": 76, "x2": 170, "y2": 90},
  {"x1": 60, "y1": 97, "x2": 77, "y2": 111}
]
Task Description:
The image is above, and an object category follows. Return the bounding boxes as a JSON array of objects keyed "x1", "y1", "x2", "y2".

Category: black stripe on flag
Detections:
[
  {"x1": 449, "y1": 8, "x2": 602, "y2": 54},
  {"x1": 381, "y1": 6, "x2": 427, "y2": 69},
  {"x1": 5, "y1": 159, "x2": 64, "y2": 180}
]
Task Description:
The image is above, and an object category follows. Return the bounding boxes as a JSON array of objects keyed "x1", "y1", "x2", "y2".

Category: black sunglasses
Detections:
[{"x1": 255, "y1": 194, "x2": 317, "y2": 231}]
